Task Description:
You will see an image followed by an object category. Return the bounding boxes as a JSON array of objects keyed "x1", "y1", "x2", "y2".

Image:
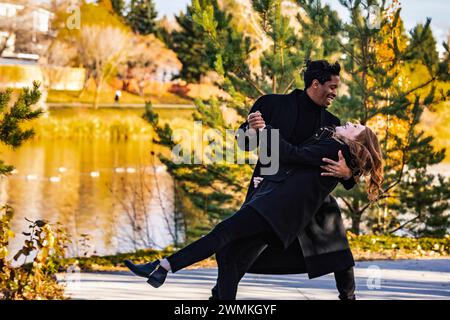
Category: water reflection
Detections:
[{"x1": 1, "y1": 108, "x2": 192, "y2": 260}]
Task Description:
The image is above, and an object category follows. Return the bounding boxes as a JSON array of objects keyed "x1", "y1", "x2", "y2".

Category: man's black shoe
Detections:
[{"x1": 209, "y1": 285, "x2": 219, "y2": 300}]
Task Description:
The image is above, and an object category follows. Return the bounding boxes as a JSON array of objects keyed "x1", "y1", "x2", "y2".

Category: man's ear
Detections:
[{"x1": 312, "y1": 79, "x2": 320, "y2": 89}]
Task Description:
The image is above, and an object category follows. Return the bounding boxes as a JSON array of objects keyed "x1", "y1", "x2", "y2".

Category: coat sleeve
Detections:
[
  {"x1": 332, "y1": 117, "x2": 357, "y2": 190},
  {"x1": 261, "y1": 125, "x2": 342, "y2": 167},
  {"x1": 236, "y1": 96, "x2": 272, "y2": 151},
  {"x1": 340, "y1": 173, "x2": 357, "y2": 190}
]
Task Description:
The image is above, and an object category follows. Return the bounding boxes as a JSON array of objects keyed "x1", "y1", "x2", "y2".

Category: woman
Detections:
[{"x1": 124, "y1": 122, "x2": 384, "y2": 293}]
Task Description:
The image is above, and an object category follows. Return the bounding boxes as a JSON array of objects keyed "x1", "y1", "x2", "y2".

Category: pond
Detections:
[{"x1": 1, "y1": 107, "x2": 194, "y2": 261}]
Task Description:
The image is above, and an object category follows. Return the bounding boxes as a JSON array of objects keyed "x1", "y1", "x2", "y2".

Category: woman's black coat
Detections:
[
  {"x1": 246, "y1": 125, "x2": 353, "y2": 249},
  {"x1": 235, "y1": 89, "x2": 356, "y2": 279}
]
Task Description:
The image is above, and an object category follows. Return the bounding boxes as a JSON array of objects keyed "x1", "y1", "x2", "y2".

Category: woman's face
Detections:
[{"x1": 335, "y1": 122, "x2": 365, "y2": 140}]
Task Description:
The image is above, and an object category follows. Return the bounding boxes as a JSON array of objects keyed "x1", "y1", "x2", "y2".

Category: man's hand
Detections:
[
  {"x1": 321, "y1": 150, "x2": 352, "y2": 179},
  {"x1": 247, "y1": 111, "x2": 265, "y2": 131}
]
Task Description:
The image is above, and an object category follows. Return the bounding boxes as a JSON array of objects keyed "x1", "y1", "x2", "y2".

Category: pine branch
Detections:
[
  {"x1": 228, "y1": 71, "x2": 266, "y2": 96},
  {"x1": 283, "y1": 78, "x2": 297, "y2": 94},
  {"x1": 338, "y1": 195, "x2": 357, "y2": 214},
  {"x1": 399, "y1": 77, "x2": 437, "y2": 98},
  {"x1": 0, "y1": 81, "x2": 43, "y2": 175},
  {"x1": 388, "y1": 214, "x2": 421, "y2": 234},
  {"x1": 200, "y1": 163, "x2": 246, "y2": 191}
]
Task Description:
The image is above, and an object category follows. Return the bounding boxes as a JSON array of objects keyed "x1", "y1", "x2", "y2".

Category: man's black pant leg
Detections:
[
  {"x1": 212, "y1": 236, "x2": 268, "y2": 300},
  {"x1": 334, "y1": 266, "x2": 356, "y2": 300},
  {"x1": 213, "y1": 246, "x2": 357, "y2": 300},
  {"x1": 167, "y1": 206, "x2": 270, "y2": 273}
]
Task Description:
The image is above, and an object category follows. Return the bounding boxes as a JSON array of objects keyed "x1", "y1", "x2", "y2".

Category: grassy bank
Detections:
[
  {"x1": 22, "y1": 107, "x2": 195, "y2": 140},
  {"x1": 47, "y1": 83, "x2": 192, "y2": 105},
  {"x1": 61, "y1": 234, "x2": 449, "y2": 272}
]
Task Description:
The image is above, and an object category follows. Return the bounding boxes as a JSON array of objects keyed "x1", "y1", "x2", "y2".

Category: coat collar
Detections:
[
  {"x1": 291, "y1": 89, "x2": 326, "y2": 113},
  {"x1": 290, "y1": 88, "x2": 327, "y2": 130}
]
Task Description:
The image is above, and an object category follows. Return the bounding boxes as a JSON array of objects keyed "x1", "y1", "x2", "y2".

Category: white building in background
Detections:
[{"x1": 0, "y1": 0, "x2": 53, "y2": 63}]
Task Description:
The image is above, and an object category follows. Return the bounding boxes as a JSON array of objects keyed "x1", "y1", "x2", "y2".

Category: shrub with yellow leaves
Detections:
[{"x1": 0, "y1": 205, "x2": 70, "y2": 300}]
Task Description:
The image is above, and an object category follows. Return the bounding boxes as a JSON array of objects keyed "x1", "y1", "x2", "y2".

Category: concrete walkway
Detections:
[{"x1": 58, "y1": 259, "x2": 450, "y2": 300}]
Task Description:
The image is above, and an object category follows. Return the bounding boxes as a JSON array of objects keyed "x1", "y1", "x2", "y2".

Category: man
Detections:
[{"x1": 210, "y1": 60, "x2": 358, "y2": 300}]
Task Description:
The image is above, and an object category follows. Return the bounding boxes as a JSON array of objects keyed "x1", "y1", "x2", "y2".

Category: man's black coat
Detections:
[{"x1": 235, "y1": 89, "x2": 356, "y2": 279}]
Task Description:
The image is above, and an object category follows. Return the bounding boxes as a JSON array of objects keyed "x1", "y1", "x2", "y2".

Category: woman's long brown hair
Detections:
[{"x1": 333, "y1": 127, "x2": 384, "y2": 202}]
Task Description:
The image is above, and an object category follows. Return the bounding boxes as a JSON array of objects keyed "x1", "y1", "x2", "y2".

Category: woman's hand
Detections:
[{"x1": 253, "y1": 177, "x2": 264, "y2": 188}]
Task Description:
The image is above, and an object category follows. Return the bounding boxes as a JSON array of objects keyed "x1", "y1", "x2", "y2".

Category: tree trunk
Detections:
[
  {"x1": 0, "y1": 32, "x2": 12, "y2": 57},
  {"x1": 78, "y1": 72, "x2": 92, "y2": 99},
  {"x1": 351, "y1": 212, "x2": 361, "y2": 235},
  {"x1": 93, "y1": 77, "x2": 103, "y2": 109}
]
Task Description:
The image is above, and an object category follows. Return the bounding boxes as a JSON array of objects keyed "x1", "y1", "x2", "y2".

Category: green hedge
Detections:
[
  {"x1": 61, "y1": 235, "x2": 449, "y2": 271},
  {"x1": 348, "y1": 233, "x2": 449, "y2": 254},
  {"x1": 61, "y1": 247, "x2": 175, "y2": 271}
]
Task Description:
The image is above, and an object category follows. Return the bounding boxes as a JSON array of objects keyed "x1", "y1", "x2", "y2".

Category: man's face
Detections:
[{"x1": 316, "y1": 75, "x2": 340, "y2": 107}]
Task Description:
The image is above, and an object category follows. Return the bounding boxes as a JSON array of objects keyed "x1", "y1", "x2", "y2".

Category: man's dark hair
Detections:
[{"x1": 303, "y1": 60, "x2": 341, "y2": 89}]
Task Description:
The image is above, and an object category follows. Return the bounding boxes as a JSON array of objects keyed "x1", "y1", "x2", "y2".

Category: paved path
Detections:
[{"x1": 57, "y1": 259, "x2": 450, "y2": 300}]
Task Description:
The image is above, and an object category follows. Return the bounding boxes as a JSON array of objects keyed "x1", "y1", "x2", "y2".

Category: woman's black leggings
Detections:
[{"x1": 166, "y1": 205, "x2": 273, "y2": 273}]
